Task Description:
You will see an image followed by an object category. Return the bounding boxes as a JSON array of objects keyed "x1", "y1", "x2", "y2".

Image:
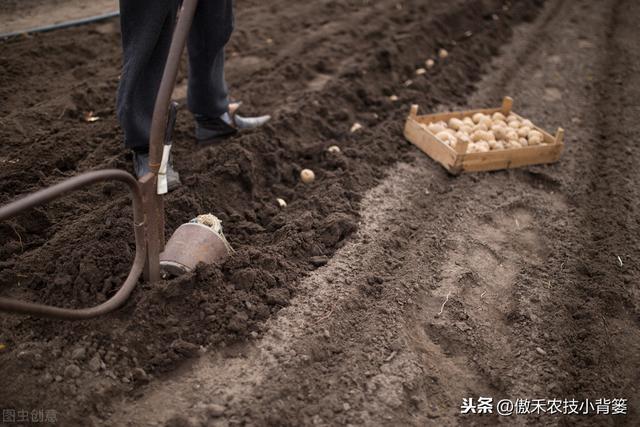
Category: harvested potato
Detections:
[
  {"x1": 528, "y1": 130, "x2": 544, "y2": 145},
  {"x1": 459, "y1": 124, "x2": 474, "y2": 134},
  {"x1": 455, "y1": 131, "x2": 469, "y2": 140},
  {"x1": 428, "y1": 122, "x2": 447, "y2": 134},
  {"x1": 478, "y1": 117, "x2": 493, "y2": 128},
  {"x1": 488, "y1": 140, "x2": 505, "y2": 150},
  {"x1": 475, "y1": 141, "x2": 490, "y2": 152},
  {"x1": 519, "y1": 137, "x2": 529, "y2": 147},
  {"x1": 517, "y1": 126, "x2": 531, "y2": 137},
  {"x1": 470, "y1": 130, "x2": 483, "y2": 142},
  {"x1": 506, "y1": 140, "x2": 523, "y2": 149},
  {"x1": 521, "y1": 119, "x2": 534, "y2": 128},
  {"x1": 474, "y1": 123, "x2": 489, "y2": 132},
  {"x1": 448, "y1": 117, "x2": 465, "y2": 130},
  {"x1": 471, "y1": 130, "x2": 494, "y2": 142},
  {"x1": 300, "y1": 169, "x2": 315, "y2": 183},
  {"x1": 491, "y1": 122, "x2": 506, "y2": 132},
  {"x1": 472, "y1": 113, "x2": 488, "y2": 124},
  {"x1": 463, "y1": 117, "x2": 475, "y2": 126},
  {"x1": 505, "y1": 129, "x2": 519, "y2": 141},
  {"x1": 492, "y1": 112, "x2": 506, "y2": 121},
  {"x1": 529, "y1": 129, "x2": 543, "y2": 139},
  {"x1": 493, "y1": 127, "x2": 509, "y2": 140},
  {"x1": 436, "y1": 131, "x2": 457, "y2": 146},
  {"x1": 508, "y1": 119, "x2": 521, "y2": 129}
]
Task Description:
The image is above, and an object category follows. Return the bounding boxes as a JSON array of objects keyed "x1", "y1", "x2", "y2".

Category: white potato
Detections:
[
  {"x1": 470, "y1": 130, "x2": 484, "y2": 142},
  {"x1": 491, "y1": 122, "x2": 506, "y2": 132},
  {"x1": 506, "y1": 140, "x2": 523, "y2": 149},
  {"x1": 475, "y1": 141, "x2": 490, "y2": 152},
  {"x1": 472, "y1": 113, "x2": 488, "y2": 124},
  {"x1": 471, "y1": 130, "x2": 494, "y2": 142},
  {"x1": 428, "y1": 123, "x2": 447, "y2": 134},
  {"x1": 448, "y1": 117, "x2": 465, "y2": 131},
  {"x1": 436, "y1": 131, "x2": 457, "y2": 146},
  {"x1": 503, "y1": 129, "x2": 517, "y2": 140},
  {"x1": 492, "y1": 112, "x2": 506, "y2": 121},
  {"x1": 528, "y1": 130, "x2": 544, "y2": 145},
  {"x1": 493, "y1": 127, "x2": 509, "y2": 140},
  {"x1": 300, "y1": 169, "x2": 315, "y2": 183},
  {"x1": 474, "y1": 123, "x2": 489, "y2": 132},
  {"x1": 517, "y1": 126, "x2": 531, "y2": 137},
  {"x1": 459, "y1": 124, "x2": 474, "y2": 134},
  {"x1": 508, "y1": 120, "x2": 521, "y2": 129},
  {"x1": 479, "y1": 118, "x2": 493, "y2": 129},
  {"x1": 455, "y1": 131, "x2": 471, "y2": 142},
  {"x1": 488, "y1": 140, "x2": 505, "y2": 150}
]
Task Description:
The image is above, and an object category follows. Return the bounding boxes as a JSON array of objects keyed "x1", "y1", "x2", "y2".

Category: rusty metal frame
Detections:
[
  {"x1": 0, "y1": 170, "x2": 146, "y2": 320},
  {"x1": 0, "y1": 0, "x2": 200, "y2": 320}
]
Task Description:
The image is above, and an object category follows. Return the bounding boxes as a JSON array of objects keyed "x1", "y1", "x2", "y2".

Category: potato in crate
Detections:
[{"x1": 403, "y1": 97, "x2": 564, "y2": 175}]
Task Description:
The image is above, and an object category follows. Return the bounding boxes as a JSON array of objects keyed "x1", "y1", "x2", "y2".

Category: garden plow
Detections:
[{"x1": 0, "y1": 0, "x2": 227, "y2": 320}]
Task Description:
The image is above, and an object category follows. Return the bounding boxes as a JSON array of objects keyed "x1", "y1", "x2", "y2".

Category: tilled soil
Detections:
[{"x1": 1, "y1": 0, "x2": 639, "y2": 426}]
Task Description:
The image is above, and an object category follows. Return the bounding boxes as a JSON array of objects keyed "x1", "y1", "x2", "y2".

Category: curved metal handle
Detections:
[{"x1": 0, "y1": 170, "x2": 146, "y2": 320}]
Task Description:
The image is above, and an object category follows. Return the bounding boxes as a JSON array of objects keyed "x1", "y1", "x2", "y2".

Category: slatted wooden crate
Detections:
[{"x1": 403, "y1": 97, "x2": 564, "y2": 175}]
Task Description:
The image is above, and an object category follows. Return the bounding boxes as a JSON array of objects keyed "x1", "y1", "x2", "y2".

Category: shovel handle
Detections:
[{"x1": 148, "y1": 0, "x2": 199, "y2": 172}]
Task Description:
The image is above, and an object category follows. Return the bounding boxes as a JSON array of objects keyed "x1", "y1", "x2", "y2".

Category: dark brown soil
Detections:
[{"x1": 1, "y1": 0, "x2": 639, "y2": 425}]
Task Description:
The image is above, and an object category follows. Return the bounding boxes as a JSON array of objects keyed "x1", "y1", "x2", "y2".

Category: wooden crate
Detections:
[{"x1": 403, "y1": 96, "x2": 564, "y2": 175}]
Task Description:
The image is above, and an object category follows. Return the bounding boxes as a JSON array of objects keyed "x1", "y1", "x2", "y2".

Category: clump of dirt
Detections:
[{"x1": 0, "y1": 0, "x2": 545, "y2": 424}]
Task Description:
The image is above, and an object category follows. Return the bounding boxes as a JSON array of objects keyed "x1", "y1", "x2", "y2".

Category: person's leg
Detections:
[
  {"x1": 186, "y1": 0, "x2": 234, "y2": 118},
  {"x1": 117, "y1": 0, "x2": 179, "y2": 153},
  {"x1": 186, "y1": 0, "x2": 270, "y2": 146}
]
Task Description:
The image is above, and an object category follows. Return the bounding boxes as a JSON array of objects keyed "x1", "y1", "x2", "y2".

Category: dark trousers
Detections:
[{"x1": 117, "y1": 0, "x2": 234, "y2": 151}]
